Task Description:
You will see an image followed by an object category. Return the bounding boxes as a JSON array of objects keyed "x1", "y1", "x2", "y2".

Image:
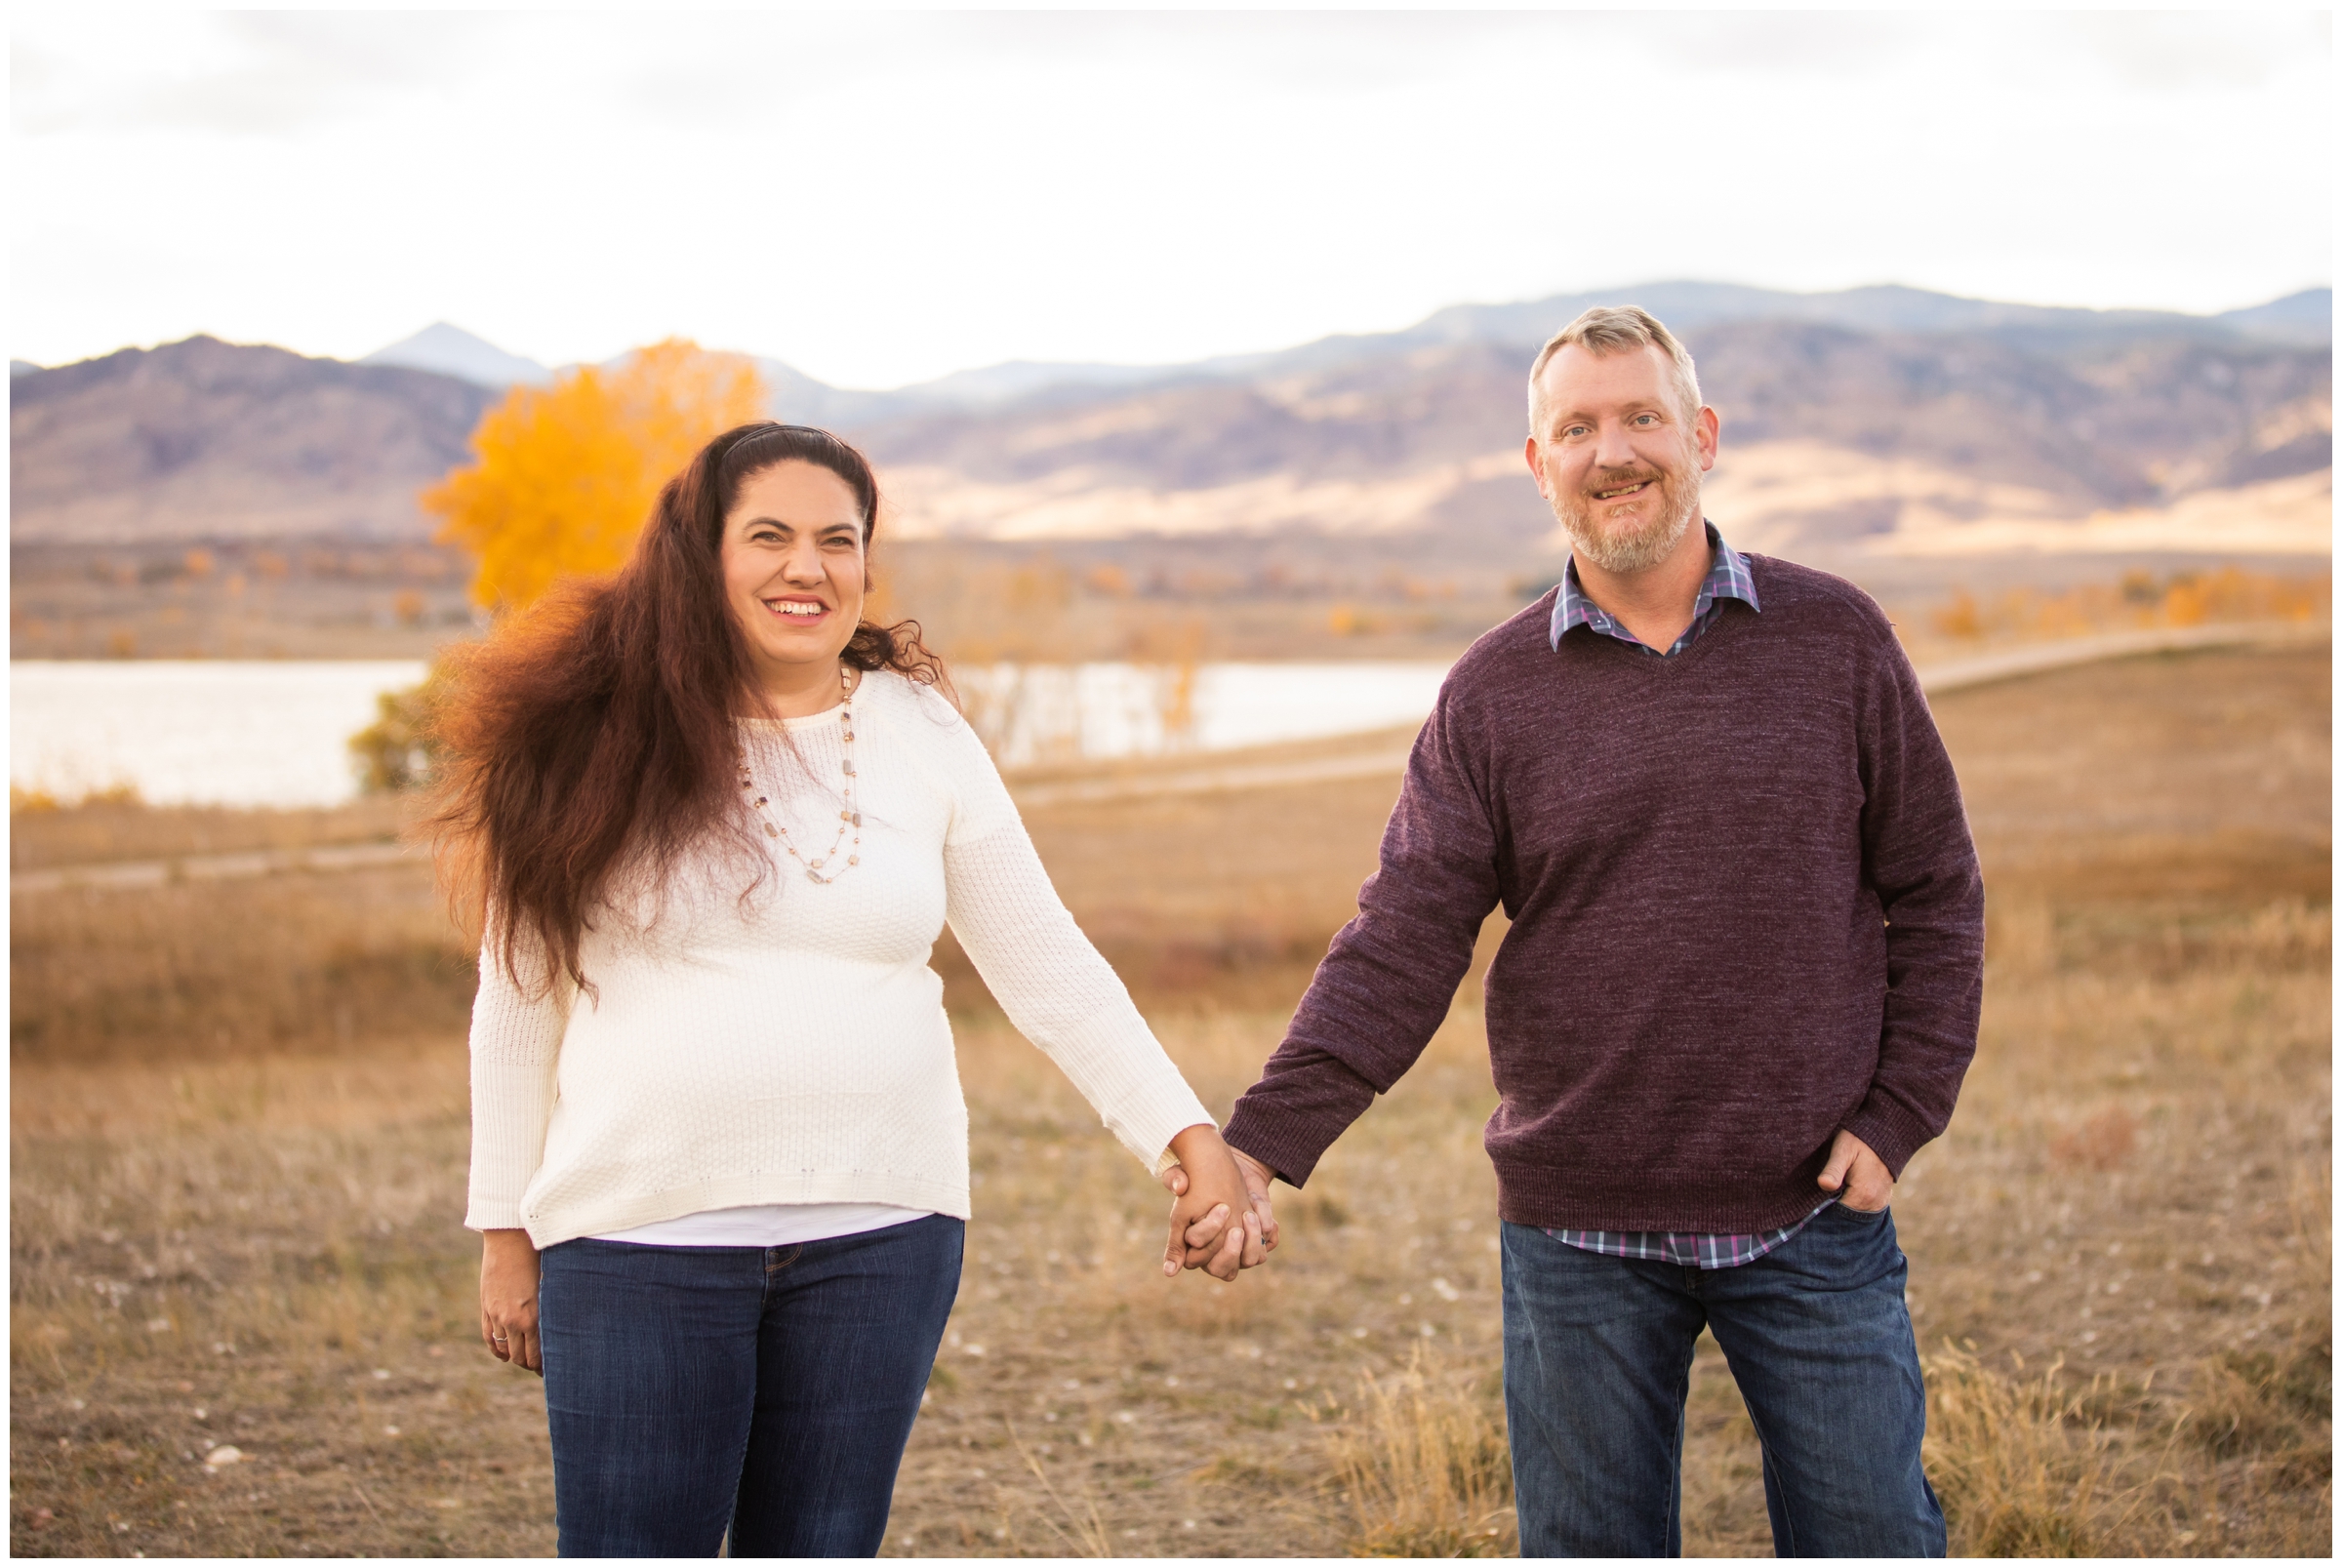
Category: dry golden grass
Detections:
[
  {"x1": 11, "y1": 866, "x2": 471, "y2": 1064},
  {"x1": 10, "y1": 643, "x2": 2330, "y2": 1556},
  {"x1": 1324, "y1": 1347, "x2": 1515, "y2": 1557},
  {"x1": 9, "y1": 795, "x2": 411, "y2": 873},
  {"x1": 8, "y1": 1041, "x2": 553, "y2": 1556}
]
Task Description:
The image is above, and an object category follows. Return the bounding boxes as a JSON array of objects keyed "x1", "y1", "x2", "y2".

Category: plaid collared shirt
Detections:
[
  {"x1": 1544, "y1": 522, "x2": 1811, "y2": 1266},
  {"x1": 1548, "y1": 521, "x2": 1760, "y2": 656}
]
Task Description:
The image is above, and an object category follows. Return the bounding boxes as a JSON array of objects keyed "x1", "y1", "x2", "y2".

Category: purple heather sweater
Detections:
[{"x1": 1222, "y1": 556, "x2": 1985, "y2": 1234}]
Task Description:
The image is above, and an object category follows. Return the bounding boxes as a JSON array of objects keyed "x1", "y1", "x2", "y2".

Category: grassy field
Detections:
[{"x1": 9, "y1": 643, "x2": 2330, "y2": 1556}]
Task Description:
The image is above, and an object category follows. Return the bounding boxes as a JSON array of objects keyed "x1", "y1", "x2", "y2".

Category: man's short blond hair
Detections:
[{"x1": 1526, "y1": 305, "x2": 1704, "y2": 433}]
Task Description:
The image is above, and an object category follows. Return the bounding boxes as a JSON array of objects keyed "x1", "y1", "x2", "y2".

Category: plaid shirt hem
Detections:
[
  {"x1": 1549, "y1": 1199, "x2": 1837, "y2": 1269},
  {"x1": 1549, "y1": 521, "x2": 1758, "y2": 656}
]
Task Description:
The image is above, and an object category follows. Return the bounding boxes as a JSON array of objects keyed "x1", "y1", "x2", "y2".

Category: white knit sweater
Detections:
[{"x1": 464, "y1": 670, "x2": 1213, "y2": 1249}]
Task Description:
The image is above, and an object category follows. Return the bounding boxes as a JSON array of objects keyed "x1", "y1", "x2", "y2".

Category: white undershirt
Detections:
[{"x1": 593, "y1": 1201, "x2": 931, "y2": 1248}]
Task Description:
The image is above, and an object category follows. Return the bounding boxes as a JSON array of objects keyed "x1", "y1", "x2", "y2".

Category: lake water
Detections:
[{"x1": 9, "y1": 660, "x2": 1449, "y2": 808}]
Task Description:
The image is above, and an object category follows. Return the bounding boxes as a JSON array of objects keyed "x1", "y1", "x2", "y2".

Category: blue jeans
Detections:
[
  {"x1": 1501, "y1": 1204, "x2": 1944, "y2": 1557},
  {"x1": 537, "y1": 1215, "x2": 963, "y2": 1557}
]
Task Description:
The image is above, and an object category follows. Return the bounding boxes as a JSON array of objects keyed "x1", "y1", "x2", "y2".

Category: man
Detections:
[{"x1": 1218, "y1": 306, "x2": 1984, "y2": 1556}]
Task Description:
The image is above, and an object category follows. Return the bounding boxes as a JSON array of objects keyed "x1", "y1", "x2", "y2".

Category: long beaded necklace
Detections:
[{"x1": 739, "y1": 663, "x2": 862, "y2": 885}]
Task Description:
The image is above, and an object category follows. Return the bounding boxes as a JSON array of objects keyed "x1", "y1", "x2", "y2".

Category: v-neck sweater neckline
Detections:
[{"x1": 1561, "y1": 596, "x2": 1755, "y2": 676}]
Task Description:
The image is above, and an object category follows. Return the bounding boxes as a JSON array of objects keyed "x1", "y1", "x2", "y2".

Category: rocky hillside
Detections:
[{"x1": 10, "y1": 337, "x2": 493, "y2": 544}]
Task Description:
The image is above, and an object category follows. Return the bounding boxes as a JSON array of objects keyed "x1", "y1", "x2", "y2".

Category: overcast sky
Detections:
[{"x1": 11, "y1": 10, "x2": 2332, "y2": 388}]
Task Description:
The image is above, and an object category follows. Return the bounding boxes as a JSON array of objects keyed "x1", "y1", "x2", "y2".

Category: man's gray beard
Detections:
[{"x1": 1555, "y1": 454, "x2": 1703, "y2": 576}]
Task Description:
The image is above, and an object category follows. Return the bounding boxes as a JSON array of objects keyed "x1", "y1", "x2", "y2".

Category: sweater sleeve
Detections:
[
  {"x1": 938, "y1": 723, "x2": 1213, "y2": 1176},
  {"x1": 1221, "y1": 685, "x2": 1502, "y2": 1186},
  {"x1": 1842, "y1": 633, "x2": 1987, "y2": 1177},
  {"x1": 463, "y1": 920, "x2": 570, "y2": 1233}
]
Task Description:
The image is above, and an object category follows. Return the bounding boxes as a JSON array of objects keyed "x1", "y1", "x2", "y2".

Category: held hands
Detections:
[
  {"x1": 479, "y1": 1229, "x2": 545, "y2": 1376},
  {"x1": 1158, "y1": 1127, "x2": 1279, "y2": 1283},
  {"x1": 1227, "y1": 1146, "x2": 1278, "y2": 1250},
  {"x1": 1818, "y1": 1128, "x2": 1894, "y2": 1212}
]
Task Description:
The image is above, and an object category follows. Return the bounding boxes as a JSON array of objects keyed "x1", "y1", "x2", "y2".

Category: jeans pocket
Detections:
[{"x1": 1831, "y1": 1199, "x2": 1891, "y2": 1223}]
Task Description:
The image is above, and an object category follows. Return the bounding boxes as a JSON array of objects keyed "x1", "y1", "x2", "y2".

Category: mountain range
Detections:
[
  {"x1": 10, "y1": 282, "x2": 2330, "y2": 555},
  {"x1": 345, "y1": 282, "x2": 2334, "y2": 416},
  {"x1": 11, "y1": 338, "x2": 496, "y2": 545}
]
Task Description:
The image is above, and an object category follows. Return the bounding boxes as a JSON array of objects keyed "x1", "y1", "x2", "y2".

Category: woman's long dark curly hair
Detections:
[{"x1": 427, "y1": 422, "x2": 950, "y2": 994}]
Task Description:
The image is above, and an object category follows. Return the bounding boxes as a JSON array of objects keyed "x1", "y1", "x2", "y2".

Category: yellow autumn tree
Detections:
[{"x1": 425, "y1": 339, "x2": 768, "y2": 614}]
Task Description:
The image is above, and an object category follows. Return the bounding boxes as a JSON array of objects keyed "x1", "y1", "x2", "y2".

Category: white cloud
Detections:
[
  {"x1": 10, "y1": 11, "x2": 2329, "y2": 384},
  {"x1": 2058, "y1": 11, "x2": 2322, "y2": 91}
]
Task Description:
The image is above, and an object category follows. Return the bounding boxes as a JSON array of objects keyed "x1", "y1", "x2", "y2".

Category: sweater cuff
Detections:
[
  {"x1": 1221, "y1": 1104, "x2": 1338, "y2": 1189},
  {"x1": 464, "y1": 1196, "x2": 530, "y2": 1232},
  {"x1": 1114, "y1": 1084, "x2": 1215, "y2": 1181},
  {"x1": 1842, "y1": 1091, "x2": 1937, "y2": 1180}
]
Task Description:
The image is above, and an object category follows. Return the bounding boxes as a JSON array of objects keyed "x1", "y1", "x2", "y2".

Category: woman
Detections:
[{"x1": 437, "y1": 422, "x2": 1263, "y2": 1557}]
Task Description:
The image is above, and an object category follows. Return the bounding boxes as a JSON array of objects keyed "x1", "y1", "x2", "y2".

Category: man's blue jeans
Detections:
[
  {"x1": 537, "y1": 1215, "x2": 963, "y2": 1557},
  {"x1": 1501, "y1": 1204, "x2": 1945, "y2": 1557}
]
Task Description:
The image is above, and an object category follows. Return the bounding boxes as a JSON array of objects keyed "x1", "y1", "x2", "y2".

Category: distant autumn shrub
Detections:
[
  {"x1": 1927, "y1": 568, "x2": 2329, "y2": 647},
  {"x1": 424, "y1": 340, "x2": 767, "y2": 615},
  {"x1": 352, "y1": 343, "x2": 770, "y2": 791},
  {"x1": 348, "y1": 674, "x2": 442, "y2": 795}
]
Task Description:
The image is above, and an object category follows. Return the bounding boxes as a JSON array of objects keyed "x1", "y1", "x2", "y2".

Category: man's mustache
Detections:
[{"x1": 1579, "y1": 466, "x2": 1669, "y2": 499}]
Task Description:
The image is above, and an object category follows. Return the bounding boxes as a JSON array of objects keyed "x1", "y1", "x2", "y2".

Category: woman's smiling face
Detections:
[{"x1": 719, "y1": 460, "x2": 868, "y2": 688}]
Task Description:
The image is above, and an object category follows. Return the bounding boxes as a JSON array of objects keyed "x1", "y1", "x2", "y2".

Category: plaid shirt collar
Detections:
[{"x1": 1549, "y1": 521, "x2": 1759, "y2": 656}]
